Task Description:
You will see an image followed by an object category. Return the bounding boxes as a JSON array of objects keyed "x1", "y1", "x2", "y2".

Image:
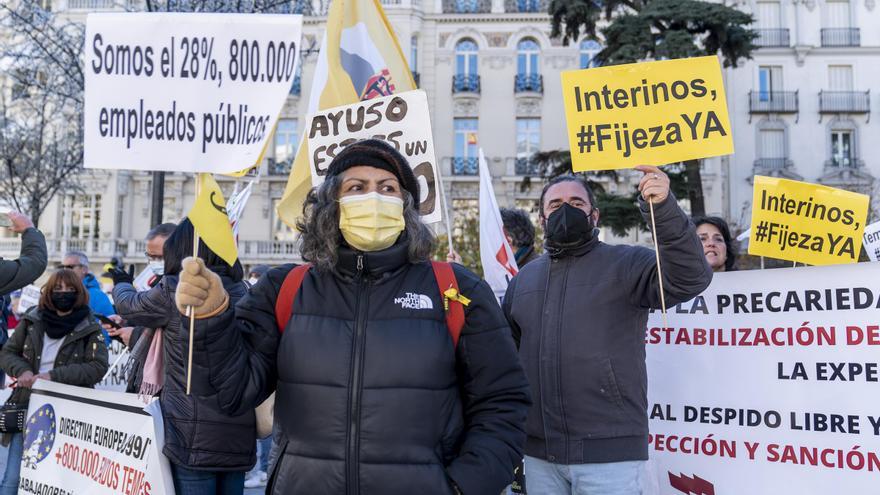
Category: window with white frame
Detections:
[
  {"x1": 62, "y1": 194, "x2": 101, "y2": 240},
  {"x1": 825, "y1": 0, "x2": 852, "y2": 28},
  {"x1": 517, "y1": 38, "x2": 540, "y2": 76},
  {"x1": 516, "y1": 119, "x2": 541, "y2": 160},
  {"x1": 579, "y1": 40, "x2": 602, "y2": 69},
  {"x1": 756, "y1": 0, "x2": 783, "y2": 28},
  {"x1": 454, "y1": 118, "x2": 479, "y2": 160},
  {"x1": 830, "y1": 129, "x2": 854, "y2": 167},
  {"x1": 455, "y1": 39, "x2": 479, "y2": 76},
  {"x1": 274, "y1": 119, "x2": 298, "y2": 172},
  {"x1": 758, "y1": 66, "x2": 783, "y2": 101}
]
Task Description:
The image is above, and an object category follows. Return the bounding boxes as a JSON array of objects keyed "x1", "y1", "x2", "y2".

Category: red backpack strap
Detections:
[
  {"x1": 431, "y1": 261, "x2": 465, "y2": 348},
  {"x1": 275, "y1": 264, "x2": 311, "y2": 334}
]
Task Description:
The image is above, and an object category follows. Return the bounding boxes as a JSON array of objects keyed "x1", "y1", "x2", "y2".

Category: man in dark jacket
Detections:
[
  {"x1": 0, "y1": 212, "x2": 47, "y2": 296},
  {"x1": 175, "y1": 139, "x2": 531, "y2": 495},
  {"x1": 503, "y1": 167, "x2": 712, "y2": 494}
]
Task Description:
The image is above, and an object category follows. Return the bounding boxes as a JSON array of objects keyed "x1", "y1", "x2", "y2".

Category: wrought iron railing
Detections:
[
  {"x1": 749, "y1": 91, "x2": 798, "y2": 113},
  {"x1": 514, "y1": 74, "x2": 543, "y2": 94},
  {"x1": 442, "y1": 0, "x2": 491, "y2": 13},
  {"x1": 515, "y1": 157, "x2": 540, "y2": 175},
  {"x1": 452, "y1": 157, "x2": 479, "y2": 175},
  {"x1": 820, "y1": 28, "x2": 860, "y2": 47},
  {"x1": 453, "y1": 74, "x2": 481, "y2": 94},
  {"x1": 819, "y1": 91, "x2": 870, "y2": 113},
  {"x1": 753, "y1": 28, "x2": 790, "y2": 48},
  {"x1": 504, "y1": 0, "x2": 548, "y2": 12}
]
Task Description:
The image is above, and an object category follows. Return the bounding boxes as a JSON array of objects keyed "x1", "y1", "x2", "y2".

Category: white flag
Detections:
[
  {"x1": 227, "y1": 178, "x2": 256, "y2": 240},
  {"x1": 478, "y1": 149, "x2": 518, "y2": 299}
]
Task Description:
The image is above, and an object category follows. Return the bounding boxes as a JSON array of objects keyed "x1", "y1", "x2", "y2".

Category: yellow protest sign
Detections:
[
  {"x1": 188, "y1": 173, "x2": 238, "y2": 267},
  {"x1": 748, "y1": 176, "x2": 869, "y2": 265},
  {"x1": 561, "y1": 56, "x2": 733, "y2": 171}
]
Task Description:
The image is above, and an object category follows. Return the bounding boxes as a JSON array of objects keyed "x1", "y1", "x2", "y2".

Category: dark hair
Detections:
[
  {"x1": 163, "y1": 218, "x2": 244, "y2": 281},
  {"x1": 500, "y1": 208, "x2": 535, "y2": 249},
  {"x1": 693, "y1": 216, "x2": 738, "y2": 271},
  {"x1": 539, "y1": 174, "x2": 598, "y2": 220},
  {"x1": 40, "y1": 269, "x2": 89, "y2": 312},
  {"x1": 248, "y1": 265, "x2": 271, "y2": 278},
  {"x1": 146, "y1": 222, "x2": 177, "y2": 242},
  {"x1": 296, "y1": 175, "x2": 436, "y2": 273}
]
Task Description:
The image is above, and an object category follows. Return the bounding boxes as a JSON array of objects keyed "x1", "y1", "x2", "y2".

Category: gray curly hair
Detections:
[{"x1": 296, "y1": 175, "x2": 436, "y2": 272}]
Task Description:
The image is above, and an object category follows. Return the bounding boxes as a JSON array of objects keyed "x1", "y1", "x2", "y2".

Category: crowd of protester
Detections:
[{"x1": 0, "y1": 140, "x2": 753, "y2": 494}]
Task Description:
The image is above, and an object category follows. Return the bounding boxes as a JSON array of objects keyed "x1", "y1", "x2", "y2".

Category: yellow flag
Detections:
[
  {"x1": 275, "y1": 0, "x2": 416, "y2": 228},
  {"x1": 189, "y1": 173, "x2": 238, "y2": 267}
]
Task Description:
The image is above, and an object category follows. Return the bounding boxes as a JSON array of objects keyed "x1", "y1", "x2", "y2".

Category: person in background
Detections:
[
  {"x1": 60, "y1": 251, "x2": 115, "y2": 345},
  {"x1": 0, "y1": 212, "x2": 47, "y2": 296},
  {"x1": 243, "y1": 262, "x2": 274, "y2": 489},
  {"x1": 0, "y1": 269, "x2": 108, "y2": 495},
  {"x1": 105, "y1": 222, "x2": 177, "y2": 353},
  {"x1": 693, "y1": 216, "x2": 738, "y2": 273},
  {"x1": 500, "y1": 208, "x2": 539, "y2": 268},
  {"x1": 113, "y1": 219, "x2": 252, "y2": 495},
  {"x1": 503, "y1": 168, "x2": 712, "y2": 495},
  {"x1": 174, "y1": 139, "x2": 530, "y2": 494},
  {"x1": 246, "y1": 265, "x2": 270, "y2": 287}
]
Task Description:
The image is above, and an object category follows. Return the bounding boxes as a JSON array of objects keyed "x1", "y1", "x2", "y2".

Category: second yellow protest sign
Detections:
[
  {"x1": 561, "y1": 56, "x2": 733, "y2": 171},
  {"x1": 748, "y1": 176, "x2": 869, "y2": 265}
]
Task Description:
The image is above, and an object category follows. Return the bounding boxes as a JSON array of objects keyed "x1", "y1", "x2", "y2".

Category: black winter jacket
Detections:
[
  {"x1": 189, "y1": 242, "x2": 531, "y2": 495},
  {"x1": 113, "y1": 273, "x2": 253, "y2": 471},
  {"x1": 0, "y1": 307, "x2": 108, "y2": 406},
  {"x1": 503, "y1": 195, "x2": 713, "y2": 465}
]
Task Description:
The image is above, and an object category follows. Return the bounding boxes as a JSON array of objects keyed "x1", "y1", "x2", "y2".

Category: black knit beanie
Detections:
[{"x1": 326, "y1": 139, "x2": 420, "y2": 202}]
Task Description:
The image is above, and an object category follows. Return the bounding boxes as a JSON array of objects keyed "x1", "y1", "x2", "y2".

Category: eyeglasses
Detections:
[
  {"x1": 144, "y1": 252, "x2": 163, "y2": 262},
  {"x1": 57, "y1": 264, "x2": 83, "y2": 270}
]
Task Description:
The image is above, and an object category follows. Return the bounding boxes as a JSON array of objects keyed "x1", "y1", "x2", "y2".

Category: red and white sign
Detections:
[{"x1": 647, "y1": 263, "x2": 880, "y2": 494}]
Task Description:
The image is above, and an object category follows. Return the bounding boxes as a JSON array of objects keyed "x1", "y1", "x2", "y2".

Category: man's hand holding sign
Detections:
[{"x1": 561, "y1": 56, "x2": 731, "y2": 319}]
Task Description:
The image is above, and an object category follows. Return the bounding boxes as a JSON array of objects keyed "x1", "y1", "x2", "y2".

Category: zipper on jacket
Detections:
[{"x1": 346, "y1": 255, "x2": 368, "y2": 495}]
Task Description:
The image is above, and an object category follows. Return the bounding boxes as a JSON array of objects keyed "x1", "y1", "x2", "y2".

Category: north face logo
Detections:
[{"x1": 394, "y1": 293, "x2": 433, "y2": 310}]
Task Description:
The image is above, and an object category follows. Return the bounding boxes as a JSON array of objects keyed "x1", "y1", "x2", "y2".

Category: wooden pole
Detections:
[
  {"x1": 648, "y1": 199, "x2": 668, "y2": 329},
  {"x1": 186, "y1": 175, "x2": 201, "y2": 396}
]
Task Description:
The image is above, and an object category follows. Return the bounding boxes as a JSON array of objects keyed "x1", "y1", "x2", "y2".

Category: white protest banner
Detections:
[
  {"x1": 305, "y1": 90, "x2": 441, "y2": 223},
  {"x1": 17, "y1": 284, "x2": 41, "y2": 313},
  {"x1": 85, "y1": 13, "x2": 302, "y2": 173},
  {"x1": 20, "y1": 380, "x2": 172, "y2": 495},
  {"x1": 97, "y1": 340, "x2": 130, "y2": 392},
  {"x1": 478, "y1": 149, "x2": 517, "y2": 299},
  {"x1": 863, "y1": 220, "x2": 880, "y2": 262},
  {"x1": 646, "y1": 263, "x2": 880, "y2": 494}
]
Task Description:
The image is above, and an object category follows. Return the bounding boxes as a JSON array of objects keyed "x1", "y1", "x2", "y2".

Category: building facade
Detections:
[{"x1": 1, "y1": 0, "x2": 878, "y2": 271}]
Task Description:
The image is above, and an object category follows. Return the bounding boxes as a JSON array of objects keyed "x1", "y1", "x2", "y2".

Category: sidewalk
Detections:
[{"x1": 0, "y1": 443, "x2": 265, "y2": 494}]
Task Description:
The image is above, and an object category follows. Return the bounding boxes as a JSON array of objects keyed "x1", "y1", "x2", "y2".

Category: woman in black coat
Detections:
[
  {"x1": 175, "y1": 140, "x2": 531, "y2": 495},
  {"x1": 112, "y1": 218, "x2": 251, "y2": 495}
]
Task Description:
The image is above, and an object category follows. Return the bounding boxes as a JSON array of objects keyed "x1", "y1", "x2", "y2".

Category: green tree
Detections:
[{"x1": 546, "y1": 0, "x2": 757, "y2": 217}]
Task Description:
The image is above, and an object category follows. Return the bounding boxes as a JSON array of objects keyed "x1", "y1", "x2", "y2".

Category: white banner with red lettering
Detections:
[
  {"x1": 19, "y1": 380, "x2": 173, "y2": 495},
  {"x1": 647, "y1": 263, "x2": 880, "y2": 494}
]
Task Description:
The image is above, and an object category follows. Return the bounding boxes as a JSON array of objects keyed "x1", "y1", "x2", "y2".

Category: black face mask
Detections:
[
  {"x1": 51, "y1": 292, "x2": 77, "y2": 312},
  {"x1": 545, "y1": 203, "x2": 595, "y2": 248}
]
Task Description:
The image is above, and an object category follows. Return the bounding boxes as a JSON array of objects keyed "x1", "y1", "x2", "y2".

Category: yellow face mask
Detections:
[{"x1": 338, "y1": 192, "x2": 406, "y2": 252}]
